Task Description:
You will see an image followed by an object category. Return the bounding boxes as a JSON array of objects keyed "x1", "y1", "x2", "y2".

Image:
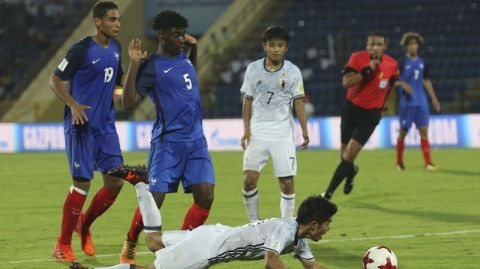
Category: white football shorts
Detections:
[{"x1": 243, "y1": 138, "x2": 297, "y2": 177}]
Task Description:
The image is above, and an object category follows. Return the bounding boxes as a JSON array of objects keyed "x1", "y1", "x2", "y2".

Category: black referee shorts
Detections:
[{"x1": 340, "y1": 102, "x2": 382, "y2": 145}]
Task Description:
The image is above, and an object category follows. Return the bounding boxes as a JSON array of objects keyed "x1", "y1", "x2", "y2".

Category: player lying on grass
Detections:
[{"x1": 71, "y1": 165, "x2": 337, "y2": 269}]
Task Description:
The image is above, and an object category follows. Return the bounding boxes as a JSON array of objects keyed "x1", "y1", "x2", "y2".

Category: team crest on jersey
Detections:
[
  {"x1": 279, "y1": 73, "x2": 287, "y2": 90},
  {"x1": 115, "y1": 52, "x2": 119, "y2": 61}
]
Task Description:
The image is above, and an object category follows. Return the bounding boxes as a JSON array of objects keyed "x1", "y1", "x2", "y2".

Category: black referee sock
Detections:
[{"x1": 324, "y1": 159, "x2": 355, "y2": 199}]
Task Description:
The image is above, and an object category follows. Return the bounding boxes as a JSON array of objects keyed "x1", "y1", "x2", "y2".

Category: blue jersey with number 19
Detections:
[
  {"x1": 398, "y1": 56, "x2": 429, "y2": 108},
  {"x1": 136, "y1": 53, "x2": 204, "y2": 142},
  {"x1": 54, "y1": 36, "x2": 123, "y2": 135}
]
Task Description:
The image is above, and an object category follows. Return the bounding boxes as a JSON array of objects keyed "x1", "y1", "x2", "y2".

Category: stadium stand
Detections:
[
  {"x1": 0, "y1": 0, "x2": 93, "y2": 105},
  {"x1": 203, "y1": 0, "x2": 480, "y2": 118}
]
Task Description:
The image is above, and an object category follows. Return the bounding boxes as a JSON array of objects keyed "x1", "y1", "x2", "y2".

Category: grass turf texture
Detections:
[{"x1": 0, "y1": 149, "x2": 479, "y2": 269}]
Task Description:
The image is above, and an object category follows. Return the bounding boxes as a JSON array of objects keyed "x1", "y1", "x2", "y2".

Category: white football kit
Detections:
[
  {"x1": 153, "y1": 217, "x2": 314, "y2": 269},
  {"x1": 241, "y1": 58, "x2": 305, "y2": 177}
]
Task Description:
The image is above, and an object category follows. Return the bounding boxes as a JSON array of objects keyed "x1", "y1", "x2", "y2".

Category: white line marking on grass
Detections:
[
  {"x1": 3, "y1": 229, "x2": 480, "y2": 265},
  {"x1": 314, "y1": 228, "x2": 480, "y2": 244}
]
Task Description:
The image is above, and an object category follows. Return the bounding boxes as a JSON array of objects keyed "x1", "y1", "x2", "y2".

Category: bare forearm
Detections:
[
  {"x1": 294, "y1": 98, "x2": 308, "y2": 136},
  {"x1": 123, "y1": 60, "x2": 141, "y2": 109},
  {"x1": 342, "y1": 73, "x2": 363, "y2": 88},
  {"x1": 49, "y1": 74, "x2": 77, "y2": 108},
  {"x1": 242, "y1": 97, "x2": 252, "y2": 133},
  {"x1": 423, "y1": 79, "x2": 438, "y2": 101}
]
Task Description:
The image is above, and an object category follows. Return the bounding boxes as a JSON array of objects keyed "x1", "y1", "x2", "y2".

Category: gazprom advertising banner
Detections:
[{"x1": 1, "y1": 114, "x2": 479, "y2": 153}]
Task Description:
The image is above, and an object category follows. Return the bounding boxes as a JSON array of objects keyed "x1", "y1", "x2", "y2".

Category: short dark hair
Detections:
[
  {"x1": 153, "y1": 10, "x2": 189, "y2": 32},
  {"x1": 262, "y1": 26, "x2": 290, "y2": 43},
  {"x1": 400, "y1": 32, "x2": 424, "y2": 48},
  {"x1": 367, "y1": 31, "x2": 389, "y2": 43},
  {"x1": 296, "y1": 195, "x2": 338, "y2": 225},
  {"x1": 93, "y1": 1, "x2": 118, "y2": 19}
]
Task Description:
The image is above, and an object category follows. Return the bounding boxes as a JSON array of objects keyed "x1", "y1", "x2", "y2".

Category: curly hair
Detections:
[
  {"x1": 400, "y1": 32, "x2": 424, "y2": 48},
  {"x1": 152, "y1": 10, "x2": 189, "y2": 32}
]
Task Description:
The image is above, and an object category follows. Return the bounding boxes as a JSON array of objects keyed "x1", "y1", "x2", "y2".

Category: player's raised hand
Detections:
[
  {"x1": 300, "y1": 133, "x2": 310, "y2": 150},
  {"x1": 185, "y1": 34, "x2": 197, "y2": 46},
  {"x1": 241, "y1": 131, "x2": 250, "y2": 150},
  {"x1": 128, "y1": 38, "x2": 148, "y2": 62},
  {"x1": 369, "y1": 52, "x2": 381, "y2": 70},
  {"x1": 70, "y1": 102, "x2": 91, "y2": 125}
]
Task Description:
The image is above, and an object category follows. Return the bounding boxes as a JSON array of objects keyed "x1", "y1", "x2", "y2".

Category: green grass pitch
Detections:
[{"x1": 0, "y1": 149, "x2": 479, "y2": 268}]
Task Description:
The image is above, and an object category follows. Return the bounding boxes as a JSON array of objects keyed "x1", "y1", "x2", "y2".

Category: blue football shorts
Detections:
[
  {"x1": 147, "y1": 136, "x2": 215, "y2": 193},
  {"x1": 399, "y1": 106, "x2": 429, "y2": 130},
  {"x1": 65, "y1": 132, "x2": 123, "y2": 180}
]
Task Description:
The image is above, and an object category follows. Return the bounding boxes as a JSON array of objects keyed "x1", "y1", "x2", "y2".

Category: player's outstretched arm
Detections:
[
  {"x1": 49, "y1": 74, "x2": 91, "y2": 125},
  {"x1": 241, "y1": 96, "x2": 253, "y2": 150},
  {"x1": 123, "y1": 38, "x2": 148, "y2": 109},
  {"x1": 299, "y1": 258, "x2": 329, "y2": 269},
  {"x1": 294, "y1": 97, "x2": 309, "y2": 149},
  {"x1": 423, "y1": 78, "x2": 441, "y2": 112},
  {"x1": 264, "y1": 251, "x2": 288, "y2": 269}
]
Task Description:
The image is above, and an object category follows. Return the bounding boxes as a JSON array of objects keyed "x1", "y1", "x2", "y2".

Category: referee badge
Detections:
[{"x1": 379, "y1": 79, "x2": 389, "y2": 89}]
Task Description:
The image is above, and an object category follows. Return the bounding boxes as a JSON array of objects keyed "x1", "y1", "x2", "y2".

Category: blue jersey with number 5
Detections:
[
  {"x1": 136, "y1": 53, "x2": 204, "y2": 142},
  {"x1": 54, "y1": 36, "x2": 123, "y2": 135},
  {"x1": 398, "y1": 56, "x2": 429, "y2": 108}
]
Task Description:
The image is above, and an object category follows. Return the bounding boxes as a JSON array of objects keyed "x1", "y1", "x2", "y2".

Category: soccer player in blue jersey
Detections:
[
  {"x1": 48, "y1": 1, "x2": 125, "y2": 262},
  {"x1": 396, "y1": 32, "x2": 441, "y2": 171},
  {"x1": 119, "y1": 10, "x2": 215, "y2": 263}
]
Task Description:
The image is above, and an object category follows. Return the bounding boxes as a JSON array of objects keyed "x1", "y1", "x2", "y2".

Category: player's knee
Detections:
[
  {"x1": 243, "y1": 172, "x2": 259, "y2": 190},
  {"x1": 104, "y1": 177, "x2": 124, "y2": 194},
  {"x1": 195, "y1": 193, "x2": 214, "y2": 209}
]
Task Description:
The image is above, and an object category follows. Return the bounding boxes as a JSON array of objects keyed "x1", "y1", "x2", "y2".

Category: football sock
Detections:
[
  {"x1": 95, "y1": 264, "x2": 135, "y2": 269},
  {"x1": 81, "y1": 186, "x2": 117, "y2": 230},
  {"x1": 135, "y1": 182, "x2": 161, "y2": 233},
  {"x1": 180, "y1": 203, "x2": 210, "y2": 230},
  {"x1": 396, "y1": 138, "x2": 405, "y2": 165},
  {"x1": 280, "y1": 192, "x2": 296, "y2": 218},
  {"x1": 421, "y1": 138, "x2": 432, "y2": 165},
  {"x1": 127, "y1": 207, "x2": 144, "y2": 242},
  {"x1": 58, "y1": 186, "x2": 87, "y2": 245},
  {"x1": 324, "y1": 159, "x2": 355, "y2": 198},
  {"x1": 243, "y1": 188, "x2": 260, "y2": 222}
]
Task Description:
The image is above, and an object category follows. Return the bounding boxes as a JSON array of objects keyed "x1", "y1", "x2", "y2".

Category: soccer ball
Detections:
[{"x1": 363, "y1": 246, "x2": 398, "y2": 269}]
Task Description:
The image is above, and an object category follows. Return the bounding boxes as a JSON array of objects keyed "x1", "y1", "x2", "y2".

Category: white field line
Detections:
[{"x1": 3, "y1": 228, "x2": 480, "y2": 265}]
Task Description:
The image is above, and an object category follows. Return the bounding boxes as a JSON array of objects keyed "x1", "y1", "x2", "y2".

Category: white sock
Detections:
[
  {"x1": 243, "y1": 188, "x2": 259, "y2": 222},
  {"x1": 95, "y1": 264, "x2": 133, "y2": 269},
  {"x1": 135, "y1": 182, "x2": 162, "y2": 233},
  {"x1": 280, "y1": 192, "x2": 296, "y2": 218}
]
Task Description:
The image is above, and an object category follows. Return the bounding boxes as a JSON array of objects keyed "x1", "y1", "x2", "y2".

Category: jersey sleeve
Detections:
[
  {"x1": 293, "y1": 239, "x2": 315, "y2": 261},
  {"x1": 54, "y1": 43, "x2": 86, "y2": 81},
  {"x1": 262, "y1": 223, "x2": 293, "y2": 255},
  {"x1": 342, "y1": 53, "x2": 361, "y2": 74},
  {"x1": 291, "y1": 67, "x2": 305, "y2": 99},
  {"x1": 240, "y1": 64, "x2": 255, "y2": 97},
  {"x1": 136, "y1": 59, "x2": 156, "y2": 97}
]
